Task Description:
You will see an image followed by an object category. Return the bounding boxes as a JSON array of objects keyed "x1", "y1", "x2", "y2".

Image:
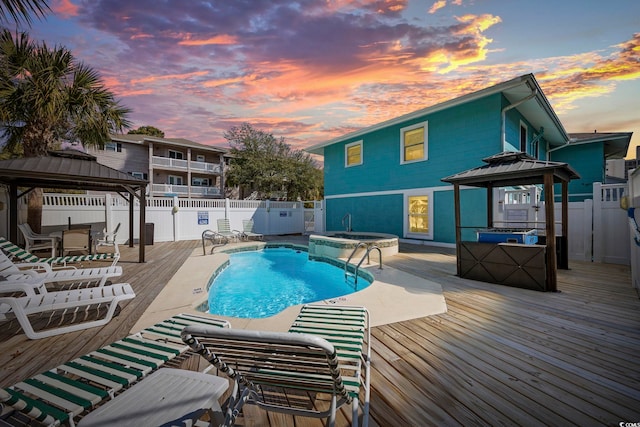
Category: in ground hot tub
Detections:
[{"x1": 308, "y1": 232, "x2": 399, "y2": 259}]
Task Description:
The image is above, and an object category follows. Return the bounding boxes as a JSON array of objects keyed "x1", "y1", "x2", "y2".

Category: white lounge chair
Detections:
[
  {"x1": 241, "y1": 219, "x2": 264, "y2": 241},
  {"x1": 0, "y1": 237, "x2": 119, "y2": 267},
  {"x1": 216, "y1": 218, "x2": 241, "y2": 242},
  {"x1": 182, "y1": 304, "x2": 371, "y2": 427},
  {"x1": 0, "y1": 281, "x2": 135, "y2": 339},
  {"x1": 18, "y1": 223, "x2": 58, "y2": 258},
  {"x1": 0, "y1": 249, "x2": 123, "y2": 290}
]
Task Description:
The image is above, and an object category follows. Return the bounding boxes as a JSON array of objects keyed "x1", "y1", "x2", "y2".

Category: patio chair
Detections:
[
  {"x1": 94, "y1": 222, "x2": 120, "y2": 251},
  {"x1": 0, "y1": 249, "x2": 122, "y2": 290},
  {"x1": 241, "y1": 219, "x2": 264, "y2": 241},
  {"x1": 17, "y1": 223, "x2": 57, "y2": 258},
  {"x1": 0, "y1": 313, "x2": 230, "y2": 426},
  {"x1": 0, "y1": 281, "x2": 135, "y2": 339},
  {"x1": 0, "y1": 237, "x2": 120, "y2": 267},
  {"x1": 181, "y1": 304, "x2": 371, "y2": 427},
  {"x1": 216, "y1": 218, "x2": 241, "y2": 242},
  {"x1": 62, "y1": 228, "x2": 91, "y2": 256}
]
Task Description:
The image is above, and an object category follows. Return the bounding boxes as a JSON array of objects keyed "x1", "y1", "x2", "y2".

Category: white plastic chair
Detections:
[
  {"x1": 95, "y1": 223, "x2": 120, "y2": 251},
  {"x1": 18, "y1": 223, "x2": 58, "y2": 257}
]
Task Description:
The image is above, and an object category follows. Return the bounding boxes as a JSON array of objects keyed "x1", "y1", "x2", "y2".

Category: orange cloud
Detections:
[
  {"x1": 131, "y1": 71, "x2": 209, "y2": 85},
  {"x1": 178, "y1": 34, "x2": 238, "y2": 46},
  {"x1": 429, "y1": 1, "x2": 446, "y2": 14},
  {"x1": 51, "y1": 0, "x2": 78, "y2": 18}
]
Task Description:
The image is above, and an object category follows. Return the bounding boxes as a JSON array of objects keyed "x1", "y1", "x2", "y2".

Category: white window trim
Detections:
[
  {"x1": 130, "y1": 172, "x2": 145, "y2": 179},
  {"x1": 403, "y1": 188, "x2": 434, "y2": 240},
  {"x1": 192, "y1": 177, "x2": 210, "y2": 186},
  {"x1": 196, "y1": 154, "x2": 205, "y2": 162},
  {"x1": 105, "y1": 142, "x2": 122, "y2": 152},
  {"x1": 345, "y1": 140, "x2": 363, "y2": 167},
  {"x1": 400, "y1": 121, "x2": 428, "y2": 165},
  {"x1": 519, "y1": 120, "x2": 528, "y2": 153}
]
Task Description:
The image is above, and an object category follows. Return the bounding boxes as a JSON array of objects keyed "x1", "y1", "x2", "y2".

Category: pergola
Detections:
[
  {"x1": 442, "y1": 152, "x2": 580, "y2": 291},
  {"x1": 0, "y1": 150, "x2": 148, "y2": 262}
]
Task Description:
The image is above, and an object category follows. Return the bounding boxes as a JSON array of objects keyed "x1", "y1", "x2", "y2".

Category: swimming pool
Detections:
[{"x1": 207, "y1": 248, "x2": 372, "y2": 318}]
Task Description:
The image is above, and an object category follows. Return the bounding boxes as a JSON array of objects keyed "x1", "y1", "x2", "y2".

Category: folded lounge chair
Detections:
[
  {"x1": 182, "y1": 304, "x2": 371, "y2": 427},
  {"x1": 0, "y1": 282, "x2": 135, "y2": 339},
  {"x1": 0, "y1": 313, "x2": 230, "y2": 426},
  {"x1": 0, "y1": 250, "x2": 123, "y2": 290},
  {"x1": 0, "y1": 237, "x2": 119, "y2": 267},
  {"x1": 241, "y1": 219, "x2": 264, "y2": 241},
  {"x1": 216, "y1": 218, "x2": 241, "y2": 243}
]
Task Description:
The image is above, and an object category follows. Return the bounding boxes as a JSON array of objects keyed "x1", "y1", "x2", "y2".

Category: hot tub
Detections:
[{"x1": 308, "y1": 232, "x2": 399, "y2": 259}]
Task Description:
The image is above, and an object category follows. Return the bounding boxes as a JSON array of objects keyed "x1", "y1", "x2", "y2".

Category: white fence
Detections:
[
  {"x1": 496, "y1": 182, "x2": 630, "y2": 265},
  {"x1": 37, "y1": 194, "x2": 325, "y2": 245}
]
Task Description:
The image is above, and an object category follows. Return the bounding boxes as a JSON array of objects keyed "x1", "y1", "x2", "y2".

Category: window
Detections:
[
  {"x1": 192, "y1": 177, "x2": 210, "y2": 186},
  {"x1": 168, "y1": 175, "x2": 183, "y2": 185},
  {"x1": 130, "y1": 172, "x2": 148, "y2": 180},
  {"x1": 168, "y1": 150, "x2": 184, "y2": 160},
  {"x1": 520, "y1": 122, "x2": 528, "y2": 153},
  {"x1": 105, "y1": 142, "x2": 122, "y2": 152},
  {"x1": 400, "y1": 121, "x2": 427, "y2": 164},
  {"x1": 196, "y1": 154, "x2": 206, "y2": 162},
  {"x1": 345, "y1": 141, "x2": 363, "y2": 167}
]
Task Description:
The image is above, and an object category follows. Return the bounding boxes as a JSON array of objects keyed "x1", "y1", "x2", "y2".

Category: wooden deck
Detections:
[{"x1": 1, "y1": 238, "x2": 639, "y2": 426}]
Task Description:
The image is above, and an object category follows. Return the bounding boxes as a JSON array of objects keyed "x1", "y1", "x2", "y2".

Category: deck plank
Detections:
[{"x1": 1, "y1": 238, "x2": 639, "y2": 426}]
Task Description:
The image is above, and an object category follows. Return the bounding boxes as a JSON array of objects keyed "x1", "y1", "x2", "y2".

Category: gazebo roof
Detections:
[
  {"x1": 0, "y1": 150, "x2": 147, "y2": 192},
  {"x1": 441, "y1": 152, "x2": 580, "y2": 188}
]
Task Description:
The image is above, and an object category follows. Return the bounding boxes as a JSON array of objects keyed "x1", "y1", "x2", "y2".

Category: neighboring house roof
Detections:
[
  {"x1": 563, "y1": 132, "x2": 633, "y2": 159},
  {"x1": 307, "y1": 73, "x2": 569, "y2": 155},
  {"x1": 441, "y1": 151, "x2": 580, "y2": 188},
  {"x1": 0, "y1": 150, "x2": 147, "y2": 192},
  {"x1": 110, "y1": 134, "x2": 229, "y2": 154}
]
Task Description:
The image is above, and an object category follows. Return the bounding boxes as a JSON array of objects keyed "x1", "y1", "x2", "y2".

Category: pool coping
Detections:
[{"x1": 130, "y1": 240, "x2": 448, "y2": 333}]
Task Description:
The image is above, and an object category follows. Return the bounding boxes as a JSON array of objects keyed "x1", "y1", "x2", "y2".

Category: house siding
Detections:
[
  {"x1": 88, "y1": 143, "x2": 149, "y2": 176},
  {"x1": 550, "y1": 143, "x2": 604, "y2": 201},
  {"x1": 323, "y1": 94, "x2": 511, "y2": 243}
]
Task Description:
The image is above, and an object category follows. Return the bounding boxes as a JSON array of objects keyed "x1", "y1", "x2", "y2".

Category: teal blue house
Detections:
[{"x1": 307, "y1": 74, "x2": 630, "y2": 246}]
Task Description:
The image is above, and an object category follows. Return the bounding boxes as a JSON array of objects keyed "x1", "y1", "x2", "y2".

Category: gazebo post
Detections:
[
  {"x1": 139, "y1": 189, "x2": 146, "y2": 263},
  {"x1": 543, "y1": 172, "x2": 558, "y2": 291},
  {"x1": 487, "y1": 184, "x2": 494, "y2": 229},
  {"x1": 454, "y1": 183, "x2": 462, "y2": 276},
  {"x1": 560, "y1": 181, "x2": 569, "y2": 269},
  {"x1": 9, "y1": 183, "x2": 18, "y2": 243}
]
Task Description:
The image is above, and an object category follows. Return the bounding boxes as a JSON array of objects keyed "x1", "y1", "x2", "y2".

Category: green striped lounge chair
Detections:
[
  {"x1": 182, "y1": 304, "x2": 371, "y2": 427},
  {"x1": 0, "y1": 313, "x2": 230, "y2": 426},
  {"x1": 0, "y1": 237, "x2": 119, "y2": 267}
]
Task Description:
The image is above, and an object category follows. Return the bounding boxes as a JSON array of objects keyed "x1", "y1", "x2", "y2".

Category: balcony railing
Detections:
[
  {"x1": 151, "y1": 156, "x2": 221, "y2": 174},
  {"x1": 151, "y1": 184, "x2": 221, "y2": 197}
]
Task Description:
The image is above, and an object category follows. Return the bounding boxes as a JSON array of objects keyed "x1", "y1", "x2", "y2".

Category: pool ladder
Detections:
[{"x1": 345, "y1": 242, "x2": 382, "y2": 286}]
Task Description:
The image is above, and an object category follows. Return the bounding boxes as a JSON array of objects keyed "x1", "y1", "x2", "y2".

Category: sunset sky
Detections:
[{"x1": 24, "y1": 0, "x2": 640, "y2": 157}]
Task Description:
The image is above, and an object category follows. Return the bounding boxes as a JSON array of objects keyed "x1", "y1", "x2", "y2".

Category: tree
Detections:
[
  {"x1": 224, "y1": 123, "x2": 323, "y2": 200},
  {"x1": 128, "y1": 125, "x2": 165, "y2": 138},
  {"x1": 0, "y1": 29, "x2": 131, "y2": 230},
  {"x1": 0, "y1": 0, "x2": 50, "y2": 26}
]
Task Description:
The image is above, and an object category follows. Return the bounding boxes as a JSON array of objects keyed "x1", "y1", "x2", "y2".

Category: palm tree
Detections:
[
  {"x1": 0, "y1": 0, "x2": 50, "y2": 26},
  {"x1": 0, "y1": 29, "x2": 131, "y2": 230}
]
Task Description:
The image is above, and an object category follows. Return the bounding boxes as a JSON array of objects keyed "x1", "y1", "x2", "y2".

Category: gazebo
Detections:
[
  {"x1": 442, "y1": 152, "x2": 580, "y2": 291},
  {"x1": 0, "y1": 150, "x2": 148, "y2": 262}
]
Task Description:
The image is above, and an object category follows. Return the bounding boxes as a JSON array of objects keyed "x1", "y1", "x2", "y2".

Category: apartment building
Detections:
[{"x1": 87, "y1": 134, "x2": 228, "y2": 198}]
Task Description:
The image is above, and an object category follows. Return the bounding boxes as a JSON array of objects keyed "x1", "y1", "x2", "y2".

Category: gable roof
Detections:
[
  {"x1": 564, "y1": 132, "x2": 633, "y2": 159},
  {"x1": 441, "y1": 151, "x2": 580, "y2": 188},
  {"x1": 307, "y1": 73, "x2": 568, "y2": 155},
  {"x1": 110, "y1": 134, "x2": 229, "y2": 154}
]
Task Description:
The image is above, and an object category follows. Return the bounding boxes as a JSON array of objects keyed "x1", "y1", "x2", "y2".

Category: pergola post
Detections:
[
  {"x1": 559, "y1": 181, "x2": 569, "y2": 269},
  {"x1": 454, "y1": 183, "x2": 462, "y2": 277},
  {"x1": 543, "y1": 172, "x2": 558, "y2": 291}
]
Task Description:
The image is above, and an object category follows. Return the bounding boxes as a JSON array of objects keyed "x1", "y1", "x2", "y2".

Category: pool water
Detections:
[{"x1": 207, "y1": 248, "x2": 370, "y2": 318}]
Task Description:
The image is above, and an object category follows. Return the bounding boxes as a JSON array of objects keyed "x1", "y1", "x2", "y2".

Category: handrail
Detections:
[
  {"x1": 202, "y1": 229, "x2": 226, "y2": 254},
  {"x1": 344, "y1": 243, "x2": 383, "y2": 286}
]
